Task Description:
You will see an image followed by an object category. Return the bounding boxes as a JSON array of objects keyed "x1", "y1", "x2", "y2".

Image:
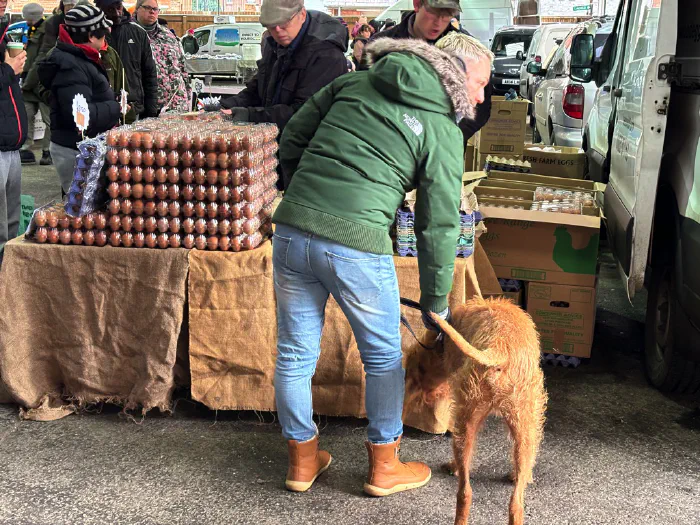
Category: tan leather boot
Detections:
[
  {"x1": 285, "y1": 435, "x2": 332, "y2": 492},
  {"x1": 364, "y1": 435, "x2": 431, "y2": 496}
]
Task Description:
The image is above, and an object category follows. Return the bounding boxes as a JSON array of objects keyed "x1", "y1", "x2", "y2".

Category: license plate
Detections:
[{"x1": 502, "y1": 79, "x2": 519, "y2": 85}]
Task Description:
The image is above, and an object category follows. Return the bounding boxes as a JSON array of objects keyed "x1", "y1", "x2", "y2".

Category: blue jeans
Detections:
[{"x1": 273, "y1": 224, "x2": 404, "y2": 444}]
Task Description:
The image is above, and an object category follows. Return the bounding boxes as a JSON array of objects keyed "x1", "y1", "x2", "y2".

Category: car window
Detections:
[
  {"x1": 629, "y1": 0, "x2": 661, "y2": 60},
  {"x1": 194, "y1": 30, "x2": 210, "y2": 47},
  {"x1": 491, "y1": 33, "x2": 534, "y2": 58},
  {"x1": 528, "y1": 31, "x2": 542, "y2": 58},
  {"x1": 546, "y1": 46, "x2": 565, "y2": 80},
  {"x1": 544, "y1": 28, "x2": 572, "y2": 58}
]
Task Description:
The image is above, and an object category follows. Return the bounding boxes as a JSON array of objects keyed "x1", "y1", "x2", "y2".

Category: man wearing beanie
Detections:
[
  {"x1": 19, "y1": 3, "x2": 52, "y2": 166},
  {"x1": 95, "y1": 0, "x2": 158, "y2": 119},
  {"x1": 38, "y1": 4, "x2": 120, "y2": 193}
]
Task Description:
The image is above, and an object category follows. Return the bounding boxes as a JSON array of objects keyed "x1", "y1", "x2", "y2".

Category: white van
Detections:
[
  {"x1": 518, "y1": 23, "x2": 575, "y2": 101},
  {"x1": 572, "y1": 0, "x2": 700, "y2": 394}
]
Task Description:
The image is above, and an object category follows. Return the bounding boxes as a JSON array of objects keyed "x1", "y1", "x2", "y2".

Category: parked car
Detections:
[
  {"x1": 529, "y1": 20, "x2": 612, "y2": 147},
  {"x1": 519, "y1": 23, "x2": 575, "y2": 101},
  {"x1": 490, "y1": 25, "x2": 537, "y2": 95},
  {"x1": 574, "y1": 0, "x2": 700, "y2": 395}
]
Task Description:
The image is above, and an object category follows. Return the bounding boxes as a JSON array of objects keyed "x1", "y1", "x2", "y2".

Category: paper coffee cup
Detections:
[{"x1": 7, "y1": 43, "x2": 24, "y2": 57}]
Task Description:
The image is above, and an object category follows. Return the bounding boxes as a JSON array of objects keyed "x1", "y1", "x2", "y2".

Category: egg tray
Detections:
[{"x1": 64, "y1": 138, "x2": 108, "y2": 218}]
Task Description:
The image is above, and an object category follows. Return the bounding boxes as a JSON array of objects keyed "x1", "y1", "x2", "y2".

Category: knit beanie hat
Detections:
[
  {"x1": 22, "y1": 3, "x2": 44, "y2": 22},
  {"x1": 64, "y1": 4, "x2": 113, "y2": 33}
]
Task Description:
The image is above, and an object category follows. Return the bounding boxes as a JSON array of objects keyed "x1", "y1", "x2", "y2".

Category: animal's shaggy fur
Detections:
[{"x1": 404, "y1": 297, "x2": 547, "y2": 525}]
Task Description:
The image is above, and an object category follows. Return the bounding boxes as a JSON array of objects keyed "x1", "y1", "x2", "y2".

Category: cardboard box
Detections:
[
  {"x1": 479, "y1": 206, "x2": 601, "y2": 287},
  {"x1": 527, "y1": 283, "x2": 597, "y2": 358},
  {"x1": 485, "y1": 289, "x2": 524, "y2": 306},
  {"x1": 475, "y1": 186, "x2": 534, "y2": 201},
  {"x1": 483, "y1": 170, "x2": 603, "y2": 193},
  {"x1": 465, "y1": 142, "x2": 475, "y2": 172},
  {"x1": 474, "y1": 96, "x2": 529, "y2": 155},
  {"x1": 476, "y1": 153, "x2": 522, "y2": 171},
  {"x1": 523, "y1": 144, "x2": 586, "y2": 179}
]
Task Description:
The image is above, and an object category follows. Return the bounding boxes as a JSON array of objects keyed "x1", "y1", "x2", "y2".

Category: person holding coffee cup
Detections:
[{"x1": 0, "y1": 21, "x2": 29, "y2": 267}]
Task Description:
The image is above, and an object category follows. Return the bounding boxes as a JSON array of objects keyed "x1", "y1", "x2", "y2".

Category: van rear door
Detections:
[{"x1": 605, "y1": 0, "x2": 677, "y2": 298}]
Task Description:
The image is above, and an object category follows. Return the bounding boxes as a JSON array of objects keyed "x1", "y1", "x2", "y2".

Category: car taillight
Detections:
[
  {"x1": 535, "y1": 55, "x2": 541, "y2": 63},
  {"x1": 563, "y1": 84, "x2": 585, "y2": 120}
]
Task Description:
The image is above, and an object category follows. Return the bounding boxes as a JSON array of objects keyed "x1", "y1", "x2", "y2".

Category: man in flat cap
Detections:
[{"x1": 220, "y1": 0, "x2": 348, "y2": 138}]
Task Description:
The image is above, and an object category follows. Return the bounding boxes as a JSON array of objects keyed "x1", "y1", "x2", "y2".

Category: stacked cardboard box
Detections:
[{"x1": 473, "y1": 96, "x2": 529, "y2": 170}]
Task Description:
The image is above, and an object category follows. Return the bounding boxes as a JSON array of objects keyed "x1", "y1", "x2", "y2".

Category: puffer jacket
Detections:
[
  {"x1": 0, "y1": 28, "x2": 28, "y2": 151},
  {"x1": 274, "y1": 38, "x2": 473, "y2": 313},
  {"x1": 38, "y1": 26, "x2": 120, "y2": 149}
]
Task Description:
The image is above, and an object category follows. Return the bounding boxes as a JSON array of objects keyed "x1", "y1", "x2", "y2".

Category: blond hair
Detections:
[{"x1": 436, "y1": 32, "x2": 494, "y2": 64}]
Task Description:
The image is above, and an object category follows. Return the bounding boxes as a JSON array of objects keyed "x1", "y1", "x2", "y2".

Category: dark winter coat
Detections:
[
  {"x1": 39, "y1": 12, "x2": 64, "y2": 58},
  {"x1": 220, "y1": 10, "x2": 348, "y2": 133},
  {"x1": 371, "y1": 14, "x2": 493, "y2": 145},
  {"x1": 21, "y1": 17, "x2": 47, "y2": 102},
  {"x1": 38, "y1": 27, "x2": 120, "y2": 149},
  {"x1": 106, "y1": 13, "x2": 158, "y2": 118},
  {"x1": 0, "y1": 31, "x2": 28, "y2": 151}
]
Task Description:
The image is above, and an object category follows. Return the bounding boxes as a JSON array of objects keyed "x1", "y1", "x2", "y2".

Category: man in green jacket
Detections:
[{"x1": 271, "y1": 36, "x2": 492, "y2": 495}]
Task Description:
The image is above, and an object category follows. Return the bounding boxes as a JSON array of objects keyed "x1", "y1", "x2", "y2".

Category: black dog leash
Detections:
[{"x1": 399, "y1": 297, "x2": 444, "y2": 352}]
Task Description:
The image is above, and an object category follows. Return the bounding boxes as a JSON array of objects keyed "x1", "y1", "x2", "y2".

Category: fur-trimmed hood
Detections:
[{"x1": 365, "y1": 38, "x2": 474, "y2": 120}]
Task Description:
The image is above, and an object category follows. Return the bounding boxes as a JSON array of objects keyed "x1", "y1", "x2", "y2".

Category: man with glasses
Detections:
[
  {"x1": 96, "y1": 0, "x2": 158, "y2": 118},
  {"x1": 220, "y1": 0, "x2": 348, "y2": 148}
]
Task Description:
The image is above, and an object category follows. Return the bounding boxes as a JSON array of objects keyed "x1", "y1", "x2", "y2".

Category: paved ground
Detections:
[{"x1": 1, "y1": 162, "x2": 699, "y2": 525}]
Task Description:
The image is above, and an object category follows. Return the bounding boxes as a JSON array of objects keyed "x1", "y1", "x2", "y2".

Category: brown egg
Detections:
[
  {"x1": 182, "y1": 201, "x2": 195, "y2": 217},
  {"x1": 34, "y1": 210, "x2": 48, "y2": 227},
  {"x1": 95, "y1": 230, "x2": 107, "y2": 246},
  {"x1": 194, "y1": 201, "x2": 206, "y2": 218},
  {"x1": 181, "y1": 134, "x2": 193, "y2": 150},
  {"x1": 121, "y1": 232, "x2": 134, "y2": 247},
  {"x1": 194, "y1": 234, "x2": 207, "y2": 250},
  {"x1": 206, "y1": 185, "x2": 218, "y2": 202},
  {"x1": 107, "y1": 165, "x2": 119, "y2": 181},
  {"x1": 121, "y1": 215, "x2": 133, "y2": 232},
  {"x1": 193, "y1": 151, "x2": 206, "y2": 168},
  {"x1": 108, "y1": 199, "x2": 121, "y2": 215},
  {"x1": 218, "y1": 203, "x2": 231, "y2": 219},
  {"x1": 218, "y1": 153, "x2": 230, "y2": 169},
  {"x1": 181, "y1": 168, "x2": 194, "y2": 184},
  {"x1": 193, "y1": 168, "x2": 206, "y2": 185},
  {"x1": 194, "y1": 185, "x2": 206, "y2": 201},
  {"x1": 118, "y1": 165, "x2": 131, "y2": 182},
  {"x1": 182, "y1": 234, "x2": 195, "y2": 249},
  {"x1": 217, "y1": 135, "x2": 229, "y2": 153},
  {"x1": 120, "y1": 199, "x2": 132, "y2": 215},
  {"x1": 133, "y1": 231, "x2": 145, "y2": 248},
  {"x1": 144, "y1": 201, "x2": 156, "y2": 216},
  {"x1": 205, "y1": 135, "x2": 217, "y2": 152},
  {"x1": 47, "y1": 227, "x2": 60, "y2": 244},
  {"x1": 56, "y1": 216, "x2": 69, "y2": 230},
  {"x1": 169, "y1": 217, "x2": 181, "y2": 234},
  {"x1": 168, "y1": 201, "x2": 181, "y2": 217},
  {"x1": 168, "y1": 184, "x2": 180, "y2": 200},
  {"x1": 145, "y1": 232, "x2": 157, "y2": 248},
  {"x1": 129, "y1": 132, "x2": 142, "y2": 149},
  {"x1": 59, "y1": 229, "x2": 72, "y2": 245},
  {"x1": 218, "y1": 186, "x2": 230, "y2": 202},
  {"x1": 131, "y1": 183, "x2": 144, "y2": 199},
  {"x1": 230, "y1": 219, "x2": 243, "y2": 236},
  {"x1": 70, "y1": 216, "x2": 83, "y2": 230},
  {"x1": 155, "y1": 150, "x2": 167, "y2": 167},
  {"x1": 109, "y1": 231, "x2": 121, "y2": 247},
  {"x1": 156, "y1": 184, "x2": 168, "y2": 200},
  {"x1": 106, "y1": 130, "x2": 119, "y2": 147},
  {"x1": 169, "y1": 233, "x2": 181, "y2": 248},
  {"x1": 207, "y1": 219, "x2": 219, "y2": 235},
  {"x1": 182, "y1": 185, "x2": 194, "y2": 201},
  {"x1": 166, "y1": 134, "x2": 179, "y2": 151},
  {"x1": 84, "y1": 214, "x2": 95, "y2": 230},
  {"x1": 143, "y1": 167, "x2": 156, "y2": 183},
  {"x1": 206, "y1": 169, "x2": 218, "y2": 185},
  {"x1": 131, "y1": 149, "x2": 143, "y2": 167},
  {"x1": 182, "y1": 218, "x2": 195, "y2": 233},
  {"x1": 205, "y1": 152, "x2": 218, "y2": 168},
  {"x1": 157, "y1": 233, "x2": 169, "y2": 249},
  {"x1": 143, "y1": 184, "x2": 156, "y2": 200},
  {"x1": 230, "y1": 152, "x2": 243, "y2": 169},
  {"x1": 142, "y1": 149, "x2": 155, "y2": 167},
  {"x1": 207, "y1": 235, "x2": 219, "y2": 251},
  {"x1": 131, "y1": 166, "x2": 143, "y2": 182},
  {"x1": 153, "y1": 132, "x2": 166, "y2": 149},
  {"x1": 195, "y1": 218, "x2": 207, "y2": 234},
  {"x1": 157, "y1": 217, "x2": 169, "y2": 233},
  {"x1": 141, "y1": 132, "x2": 153, "y2": 149},
  {"x1": 83, "y1": 230, "x2": 95, "y2": 246},
  {"x1": 34, "y1": 227, "x2": 48, "y2": 243},
  {"x1": 155, "y1": 167, "x2": 168, "y2": 183},
  {"x1": 219, "y1": 235, "x2": 230, "y2": 251},
  {"x1": 94, "y1": 213, "x2": 107, "y2": 230},
  {"x1": 106, "y1": 148, "x2": 119, "y2": 165},
  {"x1": 119, "y1": 182, "x2": 132, "y2": 199},
  {"x1": 132, "y1": 199, "x2": 145, "y2": 216},
  {"x1": 118, "y1": 132, "x2": 130, "y2": 148},
  {"x1": 109, "y1": 215, "x2": 121, "y2": 231},
  {"x1": 206, "y1": 202, "x2": 218, "y2": 219},
  {"x1": 167, "y1": 150, "x2": 179, "y2": 167},
  {"x1": 218, "y1": 169, "x2": 230, "y2": 186},
  {"x1": 118, "y1": 148, "x2": 131, "y2": 165},
  {"x1": 156, "y1": 201, "x2": 169, "y2": 217},
  {"x1": 180, "y1": 150, "x2": 193, "y2": 167},
  {"x1": 192, "y1": 133, "x2": 204, "y2": 151},
  {"x1": 133, "y1": 216, "x2": 145, "y2": 232},
  {"x1": 145, "y1": 217, "x2": 158, "y2": 232},
  {"x1": 167, "y1": 167, "x2": 180, "y2": 184},
  {"x1": 218, "y1": 219, "x2": 231, "y2": 235}
]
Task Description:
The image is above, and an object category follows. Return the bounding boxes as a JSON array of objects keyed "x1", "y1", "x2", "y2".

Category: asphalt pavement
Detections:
[{"x1": 0, "y1": 158, "x2": 699, "y2": 525}]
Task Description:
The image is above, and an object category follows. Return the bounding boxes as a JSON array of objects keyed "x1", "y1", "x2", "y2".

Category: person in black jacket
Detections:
[
  {"x1": 38, "y1": 4, "x2": 120, "y2": 193},
  {"x1": 371, "y1": 0, "x2": 493, "y2": 145},
  {"x1": 220, "y1": 0, "x2": 348, "y2": 135},
  {"x1": 95, "y1": 0, "x2": 158, "y2": 118},
  {"x1": 39, "y1": 0, "x2": 78, "y2": 58},
  {"x1": 0, "y1": 22, "x2": 28, "y2": 267}
]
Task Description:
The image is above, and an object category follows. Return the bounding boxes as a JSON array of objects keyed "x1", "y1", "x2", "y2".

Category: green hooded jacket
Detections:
[
  {"x1": 21, "y1": 18, "x2": 48, "y2": 102},
  {"x1": 273, "y1": 38, "x2": 474, "y2": 313}
]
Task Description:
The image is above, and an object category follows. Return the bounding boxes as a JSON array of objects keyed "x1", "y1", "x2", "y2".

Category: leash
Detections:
[{"x1": 399, "y1": 297, "x2": 444, "y2": 352}]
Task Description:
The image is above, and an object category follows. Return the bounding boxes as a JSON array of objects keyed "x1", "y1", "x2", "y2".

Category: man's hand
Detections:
[
  {"x1": 422, "y1": 307, "x2": 452, "y2": 333},
  {"x1": 222, "y1": 107, "x2": 250, "y2": 122},
  {"x1": 221, "y1": 108, "x2": 232, "y2": 115},
  {"x1": 5, "y1": 50, "x2": 26, "y2": 76}
]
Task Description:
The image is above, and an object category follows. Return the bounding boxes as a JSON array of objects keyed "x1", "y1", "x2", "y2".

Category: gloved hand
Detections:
[
  {"x1": 221, "y1": 107, "x2": 250, "y2": 122},
  {"x1": 422, "y1": 307, "x2": 451, "y2": 333}
]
